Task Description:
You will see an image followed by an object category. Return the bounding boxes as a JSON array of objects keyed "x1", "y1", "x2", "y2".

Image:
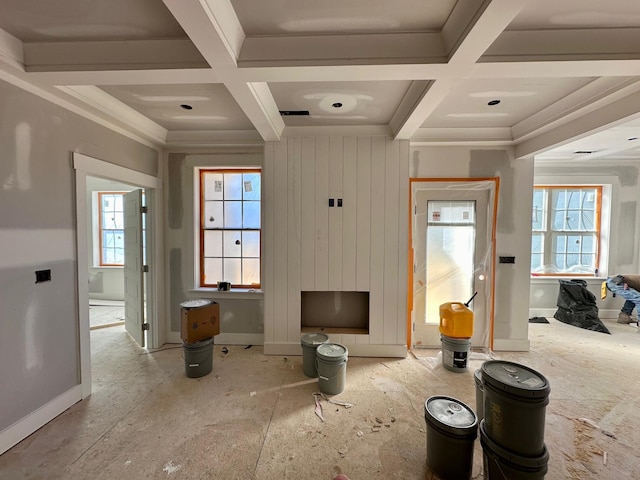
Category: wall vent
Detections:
[{"x1": 279, "y1": 110, "x2": 310, "y2": 116}]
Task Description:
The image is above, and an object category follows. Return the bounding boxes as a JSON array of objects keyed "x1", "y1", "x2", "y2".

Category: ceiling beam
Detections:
[
  {"x1": 224, "y1": 81, "x2": 284, "y2": 141},
  {"x1": 239, "y1": 32, "x2": 446, "y2": 66},
  {"x1": 513, "y1": 78, "x2": 640, "y2": 142},
  {"x1": 516, "y1": 88, "x2": 640, "y2": 159},
  {"x1": 23, "y1": 39, "x2": 207, "y2": 72},
  {"x1": 163, "y1": 0, "x2": 283, "y2": 140},
  {"x1": 393, "y1": 0, "x2": 528, "y2": 140},
  {"x1": 483, "y1": 28, "x2": 640, "y2": 62},
  {"x1": 58, "y1": 85, "x2": 168, "y2": 144},
  {"x1": 24, "y1": 68, "x2": 219, "y2": 86},
  {"x1": 0, "y1": 27, "x2": 23, "y2": 70},
  {"x1": 392, "y1": 80, "x2": 458, "y2": 140}
]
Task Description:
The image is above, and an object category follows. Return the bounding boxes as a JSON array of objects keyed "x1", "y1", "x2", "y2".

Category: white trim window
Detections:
[
  {"x1": 199, "y1": 169, "x2": 261, "y2": 288},
  {"x1": 98, "y1": 192, "x2": 125, "y2": 266},
  {"x1": 531, "y1": 185, "x2": 602, "y2": 276}
]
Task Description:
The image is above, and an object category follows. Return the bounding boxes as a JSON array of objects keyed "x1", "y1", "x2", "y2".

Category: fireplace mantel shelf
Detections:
[{"x1": 301, "y1": 326, "x2": 368, "y2": 335}]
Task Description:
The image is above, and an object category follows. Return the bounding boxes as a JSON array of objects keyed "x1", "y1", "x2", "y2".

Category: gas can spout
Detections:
[{"x1": 464, "y1": 292, "x2": 478, "y2": 307}]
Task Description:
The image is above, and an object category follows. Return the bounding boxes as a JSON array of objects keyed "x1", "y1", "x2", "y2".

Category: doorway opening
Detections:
[
  {"x1": 74, "y1": 153, "x2": 161, "y2": 399},
  {"x1": 408, "y1": 178, "x2": 499, "y2": 351},
  {"x1": 86, "y1": 177, "x2": 141, "y2": 335}
]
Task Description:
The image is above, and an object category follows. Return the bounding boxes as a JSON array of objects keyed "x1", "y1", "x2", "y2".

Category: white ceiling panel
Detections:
[
  {"x1": 230, "y1": 0, "x2": 455, "y2": 35},
  {"x1": 0, "y1": 0, "x2": 186, "y2": 41},
  {"x1": 270, "y1": 81, "x2": 412, "y2": 126},
  {"x1": 0, "y1": 0, "x2": 638, "y2": 157},
  {"x1": 508, "y1": 0, "x2": 640, "y2": 30},
  {"x1": 100, "y1": 84, "x2": 254, "y2": 131},
  {"x1": 422, "y1": 77, "x2": 595, "y2": 129}
]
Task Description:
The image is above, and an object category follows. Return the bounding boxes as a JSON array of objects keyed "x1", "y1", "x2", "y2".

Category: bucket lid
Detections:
[
  {"x1": 183, "y1": 336, "x2": 214, "y2": 347},
  {"x1": 424, "y1": 396, "x2": 477, "y2": 436},
  {"x1": 180, "y1": 299, "x2": 212, "y2": 309},
  {"x1": 479, "y1": 420, "x2": 549, "y2": 469},
  {"x1": 301, "y1": 332, "x2": 330, "y2": 347},
  {"x1": 481, "y1": 360, "x2": 550, "y2": 399},
  {"x1": 474, "y1": 368, "x2": 482, "y2": 385},
  {"x1": 316, "y1": 343, "x2": 348, "y2": 359}
]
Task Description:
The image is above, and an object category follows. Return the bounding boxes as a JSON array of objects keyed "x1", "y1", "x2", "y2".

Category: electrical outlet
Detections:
[
  {"x1": 35, "y1": 269, "x2": 51, "y2": 283},
  {"x1": 329, "y1": 198, "x2": 335, "y2": 207},
  {"x1": 337, "y1": 198, "x2": 342, "y2": 207}
]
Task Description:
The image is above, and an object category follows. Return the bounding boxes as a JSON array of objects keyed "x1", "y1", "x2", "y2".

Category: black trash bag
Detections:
[{"x1": 554, "y1": 279, "x2": 610, "y2": 334}]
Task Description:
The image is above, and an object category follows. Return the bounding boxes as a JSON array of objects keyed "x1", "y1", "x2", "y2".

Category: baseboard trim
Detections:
[
  {"x1": 0, "y1": 385, "x2": 82, "y2": 455},
  {"x1": 528, "y1": 308, "x2": 557, "y2": 318},
  {"x1": 215, "y1": 333, "x2": 264, "y2": 346},
  {"x1": 264, "y1": 342, "x2": 407, "y2": 358},
  {"x1": 529, "y1": 308, "x2": 619, "y2": 320},
  {"x1": 493, "y1": 338, "x2": 530, "y2": 352}
]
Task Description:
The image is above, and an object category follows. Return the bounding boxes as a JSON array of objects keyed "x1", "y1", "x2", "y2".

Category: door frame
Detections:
[
  {"x1": 407, "y1": 177, "x2": 500, "y2": 350},
  {"x1": 74, "y1": 153, "x2": 163, "y2": 398}
]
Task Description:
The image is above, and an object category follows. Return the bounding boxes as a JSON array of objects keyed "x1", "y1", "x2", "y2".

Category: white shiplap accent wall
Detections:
[{"x1": 264, "y1": 135, "x2": 409, "y2": 357}]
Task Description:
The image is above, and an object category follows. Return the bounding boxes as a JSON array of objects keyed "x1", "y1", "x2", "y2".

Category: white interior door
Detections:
[
  {"x1": 412, "y1": 183, "x2": 492, "y2": 348},
  {"x1": 124, "y1": 189, "x2": 145, "y2": 347}
]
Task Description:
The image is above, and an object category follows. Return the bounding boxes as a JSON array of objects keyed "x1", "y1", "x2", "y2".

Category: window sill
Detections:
[
  {"x1": 189, "y1": 288, "x2": 263, "y2": 300},
  {"x1": 530, "y1": 276, "x2": 606, "y2": 283}
]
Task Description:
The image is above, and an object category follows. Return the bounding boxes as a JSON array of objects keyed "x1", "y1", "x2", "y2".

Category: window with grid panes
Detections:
[
  {"x1": 200, "y1": 169, "x2": 261, "y2": 288},
  {"x1": 531, "y1": 186, "x2": 601, "y2": 275},
  {"x1": 99, "y1": 192, "x2": 125, "y2": 266}
]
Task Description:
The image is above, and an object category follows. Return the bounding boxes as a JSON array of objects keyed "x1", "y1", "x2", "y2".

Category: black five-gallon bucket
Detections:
[
  {"x1": 474, "y1": 368, "x2": 484, "y2": 423},
  {"x1": 424, "y1": 396, "x2": 478, "y2": 480},
  {"x1": 481, "y1": 360, "x2": 550, "y2": 456},
  {"x1": 480, "y1": 420, "x2": 549, "y2": 480}
]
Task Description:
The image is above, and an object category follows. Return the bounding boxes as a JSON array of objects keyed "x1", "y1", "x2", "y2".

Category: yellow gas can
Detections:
[{"x1": 439, "y1": 302, "x2": 474, "y2": 338}]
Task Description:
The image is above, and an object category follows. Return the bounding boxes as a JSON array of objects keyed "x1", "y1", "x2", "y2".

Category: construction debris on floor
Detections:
[{"x1": 1, "y1": 317, "x2": 639, "y2": 479}]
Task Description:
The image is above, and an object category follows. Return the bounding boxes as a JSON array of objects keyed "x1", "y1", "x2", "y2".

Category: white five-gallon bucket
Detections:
[
  {"x1": 301, "y1": 332, "x2": 329, "y2": 377},
  {"x1": 316, "y1": 343, "x2": 348, "y2": 395}
]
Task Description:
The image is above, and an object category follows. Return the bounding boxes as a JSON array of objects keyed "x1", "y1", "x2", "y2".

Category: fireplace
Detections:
[{"x1": 301, "y1": 291, "x2": 369, "y2": 334}]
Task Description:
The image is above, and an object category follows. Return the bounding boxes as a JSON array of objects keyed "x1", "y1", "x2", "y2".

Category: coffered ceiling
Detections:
[{"x1": 0, "y1": 0, "x2": 639, "y2": 160}]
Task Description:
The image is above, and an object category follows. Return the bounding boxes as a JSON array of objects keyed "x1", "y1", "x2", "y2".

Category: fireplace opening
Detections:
[{"x1": 301, "y1": 291, "x2": 369, "y2": 334}]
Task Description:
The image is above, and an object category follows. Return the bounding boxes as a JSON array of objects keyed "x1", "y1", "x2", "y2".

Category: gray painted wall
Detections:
[
  {"x1": 164, "y1": 151, "x2": 264, "y2": 341},
  {"x1": 0, "y1": 78, "x2": 158, "y2": 432},
  {"x1": 410, "y1": 147, "x2": 535, "y2": 349}
]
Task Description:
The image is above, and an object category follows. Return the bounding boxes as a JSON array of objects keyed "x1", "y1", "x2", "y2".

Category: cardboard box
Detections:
[{"x1": 181, "y1": 301, "x2": 220, "y2": 344}]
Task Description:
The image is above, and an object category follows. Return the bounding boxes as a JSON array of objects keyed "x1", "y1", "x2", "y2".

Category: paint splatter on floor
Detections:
[{"x1": 163, "y1": 461, "x2": 182, "y2": 475}]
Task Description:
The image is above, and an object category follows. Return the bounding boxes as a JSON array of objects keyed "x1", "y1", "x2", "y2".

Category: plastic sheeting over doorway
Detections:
[{"x1": 409, "y1": 179, "x2": 498, "y2": 351}]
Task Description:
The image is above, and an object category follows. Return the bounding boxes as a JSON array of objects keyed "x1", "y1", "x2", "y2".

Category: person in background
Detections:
[
  {"x1": 606, "y1": 274, "x2": 640, "y2": 324},
  {"x1": 619, "y1": 299, "x2": 637, "y2": 324}
]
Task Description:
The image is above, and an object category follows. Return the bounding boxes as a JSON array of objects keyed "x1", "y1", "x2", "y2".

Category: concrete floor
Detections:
[
  {"x1": 1, "y1": 317, "x2": 639, "y2": 479},
  {"x1": 89, "y1": 303, "x2": 125, "y2": 329}
]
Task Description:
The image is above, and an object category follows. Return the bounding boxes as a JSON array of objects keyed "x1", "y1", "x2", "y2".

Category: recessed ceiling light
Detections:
[
  {"x1": 574, "y1": 150, "x2": 595, "y2": 154},
  {"x1": 487, "y1": 100, "x2": 501, "y2": 106},
  {"x1": 180, "y1": 104, "x2": 193, "y2": 110},
  {"x1": 628, "y1": 137, "x2": 638, "y2": 141},
  {"x1": 332, "y1": 102, "x2": 343, "y2": 108}
]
